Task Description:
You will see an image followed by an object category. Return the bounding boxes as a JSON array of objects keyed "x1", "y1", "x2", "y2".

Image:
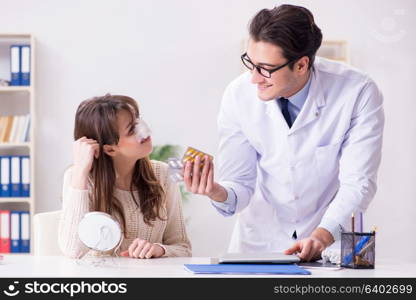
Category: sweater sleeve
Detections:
[
  {"x1": 58, "y1": 168, "x2": 91, "y2": 258},
  {"x1": 158, "y1": 167, "x2": 192, "y2": 257}
]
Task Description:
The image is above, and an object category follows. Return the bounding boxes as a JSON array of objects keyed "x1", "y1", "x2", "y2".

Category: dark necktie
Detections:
[{"x1": 279, "y1": 97, "x2": 292, "y2": 128}]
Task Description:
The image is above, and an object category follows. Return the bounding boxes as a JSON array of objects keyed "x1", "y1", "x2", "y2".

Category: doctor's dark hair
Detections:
[
  {"x1": 249, "y1": 4, "x2": 322, "y2": 70},
  {"x1": 74, "y1": 94, "x2": 165, "y2": 233}
]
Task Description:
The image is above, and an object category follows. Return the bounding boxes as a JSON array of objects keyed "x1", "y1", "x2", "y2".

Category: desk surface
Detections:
[{"x1": 1, "y1": 255, "x2": 414, "y2": 278}]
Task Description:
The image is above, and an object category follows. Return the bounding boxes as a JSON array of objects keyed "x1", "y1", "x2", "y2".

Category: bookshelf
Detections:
[
  {"x1": 0, "y1": 86, "x2": 31, "y2": 92},
  {"x1": 317, "y1": 40, "x2": 349, "y2": 63},
  {"x1": 0, "y1": 33, "x2": 35, "y2": 253}
]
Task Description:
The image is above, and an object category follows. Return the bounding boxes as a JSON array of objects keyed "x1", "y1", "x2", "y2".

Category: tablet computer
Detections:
[
  {"x1": 218, "y1": 252, "x2": 301, "y2": 264},
  {"x1": 298, "y1": 261, "x2": 342, "y2": 270}
]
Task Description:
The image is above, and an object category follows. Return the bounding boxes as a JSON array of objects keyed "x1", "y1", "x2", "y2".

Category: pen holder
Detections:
[{"x1": 340, "y1": 231, "x2": 375, "y2": 269}]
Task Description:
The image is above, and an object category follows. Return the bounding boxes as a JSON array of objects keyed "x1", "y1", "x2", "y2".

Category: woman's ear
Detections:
[{"x1": 103, "y1": 144, "x2": 118, "y2": 157}]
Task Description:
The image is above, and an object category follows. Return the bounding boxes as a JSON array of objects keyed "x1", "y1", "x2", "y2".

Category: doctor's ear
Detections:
[
  {"x1": 295, "y1": 56, "x2": 310, "y2": 74},
  {"x1": 103, "y1": 144, "x2": 118, "y2": 157}
]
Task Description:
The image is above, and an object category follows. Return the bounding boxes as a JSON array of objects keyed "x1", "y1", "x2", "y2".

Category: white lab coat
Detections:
[{"x1": 217, "y1": 57, "x2": 384, "y2": 253}]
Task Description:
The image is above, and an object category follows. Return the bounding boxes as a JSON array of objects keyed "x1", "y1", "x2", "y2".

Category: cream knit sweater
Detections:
[{"x1": 58, "y1": 160, "x2": 191, "y2": 258}]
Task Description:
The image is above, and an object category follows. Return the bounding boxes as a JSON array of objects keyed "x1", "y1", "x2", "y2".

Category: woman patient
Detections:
[{"x1": 58, "y1": 94, "x2": 191, "y2": 258}]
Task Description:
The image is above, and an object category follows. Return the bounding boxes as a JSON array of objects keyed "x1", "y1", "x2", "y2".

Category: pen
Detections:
[
  {"x1": 351, "y1": 212, "x2": 355, "y2": 265},
  {"x1": 358, "y1": 237, "x2": 375, "y2": 256}
]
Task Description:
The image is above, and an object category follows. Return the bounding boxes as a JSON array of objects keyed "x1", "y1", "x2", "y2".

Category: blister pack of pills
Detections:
[
  {"x1": 182, "y1": 146, "x2": 213, "y2": 167},
  {"x1": 167, "y1": 147, "x2": 213, "y2": 182},
  {"x1": 167, "y1": 157, "x2": 184, "y2": 182}
]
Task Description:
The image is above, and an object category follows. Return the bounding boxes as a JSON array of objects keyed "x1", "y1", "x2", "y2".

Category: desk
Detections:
[{"x1": 1, "y1": 255, "x2": 415, "y2": 278}]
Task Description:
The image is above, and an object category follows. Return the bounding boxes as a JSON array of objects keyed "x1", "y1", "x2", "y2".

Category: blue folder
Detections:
[
  {"x1": 10, "y1": 45, "x2": 21, "y2": 86},
  {"x1": 10, "y1": 211, "x2": 21, "y2": 253},
  {"x1": 20, "y1": 211, "x2": 30, "y2": 253},
  {"x1": 0, "y1": 156, "x2": 11, "y2": 197},
  {"x1": 184, "y1": 264, "x2": 311, "y2": 275},
  {"x1": 10, "y1": 156, "x2": 21, "y2": 197},
  {"x1": 20, "y1": 45, "x2": 31, "y2": 86}
]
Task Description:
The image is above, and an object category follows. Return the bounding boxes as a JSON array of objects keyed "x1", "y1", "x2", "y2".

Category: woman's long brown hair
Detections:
[{"x1": 74, "y1": 94, "x2": 165, "y2": 234}]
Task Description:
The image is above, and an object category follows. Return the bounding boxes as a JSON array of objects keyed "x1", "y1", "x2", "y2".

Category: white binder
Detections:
[
  {"x1": 21, "y1": 45, "x2": 31, "y2": 86},
  {"x1": 10, "y1": 156, "x2": 20, "y2": 197},
  {"x1": 10, "y1": 45, "x2": 20, "y2": 85},
  {"x1": 0, "y1": 156, "x2": 10, "y2": 196},
  {"x1": 20, "y1": 212, "x2": 30, "y2": 252},
  {"x1": 10, "y1": 212, "x2": 20, "y2": 252},
  {"x1": 21, "y1": 156, "x2": 30, "y2": 197}
]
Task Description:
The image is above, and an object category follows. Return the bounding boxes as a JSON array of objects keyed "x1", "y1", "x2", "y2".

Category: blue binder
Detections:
[
  {"x1": 0, "y1": 156, "x2": 11, "y2": 197},
  {"x1": 10, "y1": 45, "x2": 21, "y2": 86},
  {"x1": 184, "y1": 264, "x2": 311, "y2": 275},
  {"x1": 20, "y1": 45, "x2": 31, "y2": 86},
  {"x1": 20, "y1": 211, "x2": 30, "y2": 253},
  {"x1": 10, "y1": 156, "x2": 21, "y2": 197},
  {"x1": 20, "y1": 156, "x2": 30, "y2": 197},
  {"x1": 10, "y1": 211, "x2": 21, "y2": 253}
]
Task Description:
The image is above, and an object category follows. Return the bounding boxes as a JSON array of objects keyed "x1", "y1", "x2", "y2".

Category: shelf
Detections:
[
  {"x1": 0, "y1": 143, "x2": 30, "y2": 148},
  {"x1": 0, "y1": 253, "x2": 32, "y2": 256},
  {"x1": 0, "y1": 33, "x2": 32, "y2": 39},
  {"x1": 0, "y1": 197, "x2": 31, "y2": 203},
  {"x1": 0, "y1": 33, "x2": 35, "y2": 254},
  {"x1": 0, "y1": 86, "x2": 31, "y2": 93}
]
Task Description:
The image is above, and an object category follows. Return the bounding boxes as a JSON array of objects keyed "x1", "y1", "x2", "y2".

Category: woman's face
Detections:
[{"x1": 115, "y1": 109, "x2": 153, "y2": 160}]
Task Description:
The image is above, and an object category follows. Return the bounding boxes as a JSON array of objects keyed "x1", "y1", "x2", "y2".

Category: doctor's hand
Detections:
[
  {"x1": 120, "y1": 238, "x2": 165, "y2": 259},
  {"x1": 284, "y1": 228, "x2": 334, "y2": 262},
  {"x1": 182, "y1": 155, "x2": 228, "y2": 203}
]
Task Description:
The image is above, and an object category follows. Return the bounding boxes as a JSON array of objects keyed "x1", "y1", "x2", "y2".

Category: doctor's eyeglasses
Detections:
[{"x1": 241, "y1": 53, "x2": 297, "y2": 78}]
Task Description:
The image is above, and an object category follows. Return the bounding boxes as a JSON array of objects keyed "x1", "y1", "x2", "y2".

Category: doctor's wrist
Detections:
[
  {"x1": 207, "y1": 184, "x2": 228, "y2": 203},
  {"x1": 311, "y1": 227, "x2": 335, "y2": 248}
]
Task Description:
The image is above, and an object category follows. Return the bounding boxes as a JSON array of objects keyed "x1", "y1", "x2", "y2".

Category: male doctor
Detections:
[{"x1": 183, "y1": 4, "x2": 384, "y2": 261}]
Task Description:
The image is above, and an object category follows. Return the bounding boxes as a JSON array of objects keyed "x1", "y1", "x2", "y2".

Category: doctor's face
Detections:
[{"x1": 246, "y1": 39, "x2": 304, "y2": 101}]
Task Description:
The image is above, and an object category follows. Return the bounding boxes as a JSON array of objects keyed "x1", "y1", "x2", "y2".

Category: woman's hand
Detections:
[
  {"x1": 120, "y1": 238, "x2": 165, "y2": 259},
  {"x1": 71, "y1": 137, "x2": 99, "y2": 189}
]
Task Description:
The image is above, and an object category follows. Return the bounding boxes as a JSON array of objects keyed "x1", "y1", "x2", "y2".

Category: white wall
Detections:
[{"x1": 1, "y1": 0, "x2": 415, "y2": 260}]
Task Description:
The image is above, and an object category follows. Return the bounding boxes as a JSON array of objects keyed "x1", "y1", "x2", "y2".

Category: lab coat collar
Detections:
[
  {"x1": 264, "y1": 65, "x2": 326, "y2": 133},
  {"x1": 288, "y1": 66, "x2": 326, "y2": 134}
]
